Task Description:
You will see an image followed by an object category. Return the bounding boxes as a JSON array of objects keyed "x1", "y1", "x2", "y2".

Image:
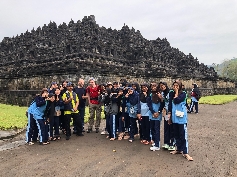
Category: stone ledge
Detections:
[{"x1": 0, "y1": 128, "x2": 26, "y2": 140}]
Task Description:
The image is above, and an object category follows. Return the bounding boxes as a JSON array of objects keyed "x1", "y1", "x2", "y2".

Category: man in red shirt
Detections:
[{"x1": 86, "y1": 78, "x2": 102, "y2": 133}]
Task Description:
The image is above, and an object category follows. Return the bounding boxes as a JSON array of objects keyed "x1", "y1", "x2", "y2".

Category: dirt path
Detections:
[{"x1": 0, "y1": 102, "x2": 237, "y2": 177}]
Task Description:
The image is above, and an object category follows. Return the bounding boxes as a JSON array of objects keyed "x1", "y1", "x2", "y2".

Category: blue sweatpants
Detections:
[
  {"x1": 118, "y1": 115, "x2": 125, "y2": 132},
  {"x1": 173, "y1": 123, "x2": 188, "y2": 154},
  {"x1": 35, "y1": 119, "x2": 46, "y2": 143},
  {"x1": 105, "y1": 113, "x2": 110, "y2": 133},
  {"x1": 164, "y1": 119, "x2": 174, "y2": 146},
  {"x1": 45, "y1": 123, "x2": 49, "y2": 142},
  {"x1": 129, "y1": 117, "x2": 137, "y2": 140},
  {"x1": 141, "y1": 116, "x2": 150, "y2": 141},
  {"x1": 189, "y1": 101, "x2": 198, "y2": 113},
  {"x1": 78, "y1": 107, "x2": 85, "y2": 128},
  {"x1": 49, "y1": 116, "x2": 60, "y2": 137},
  {"x1": 150, "y1": 120, "x2": 160, "y2": 148},
  {"x1": 26, "y1": 113, "x2": 35, "y2": 143},
  {"x1": 124, "y1": 113, "x2": 130, "y2": 132},
  {"x1": 109, "y1": 114, "x2": 117, "y2": 138}
]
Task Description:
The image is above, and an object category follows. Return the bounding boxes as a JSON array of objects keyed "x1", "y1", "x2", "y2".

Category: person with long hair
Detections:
[
  {"x1": 159, "y1": 82, "x2": 175, "y2": 151},
  {"x1": 139, "y1": 83, "x2": 151, "y2": 145},
  {"x1": 168, "y1": 81, "x2": 193, "y2": 161},
  {"x1": 147, "y1": 83, "x2": 164, "y2": 151},
  {"x1": 125, "y1": 87, "x2": 141, "y2": 143}
]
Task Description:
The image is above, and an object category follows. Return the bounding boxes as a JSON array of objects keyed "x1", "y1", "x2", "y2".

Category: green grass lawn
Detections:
[
  {"x1": 0, "y1": 95, "x2": 236, "y2": 130},
  {"x1": 0, "y1": 104, "x2": 105, "y2": 130},
  {"x1": 187, "y1": 95, "x2": 237, "y2": 105},
  {"x1": 0, "y1": 104, "x2": 28, "y2": 130}
]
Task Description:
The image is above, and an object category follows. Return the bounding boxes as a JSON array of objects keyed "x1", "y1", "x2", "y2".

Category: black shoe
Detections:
[
  {"x1": 73, "y1": 131, "x2": 77, "y2": 134},
  {"x1": 95, "y1": 128, "x2": 99, "y2": 133},
  {"x1": 66, "y1": 136, "x2": 70, "y2": 140},
  {"x1": 76, "y1": 133, "x2": 84, "y2": 136},
  {"x1": 87, "y1": 129, "x2": 92, "y2": 133}
]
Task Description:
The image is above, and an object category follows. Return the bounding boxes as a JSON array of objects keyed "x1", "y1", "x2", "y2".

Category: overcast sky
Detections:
[{"x1": 0, "y1": 0, "x2": 236, "y2": 65}]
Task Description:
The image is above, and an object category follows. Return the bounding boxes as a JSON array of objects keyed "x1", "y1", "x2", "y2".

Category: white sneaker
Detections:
[
  {"x1": 100, "y1": 131, "x2": 108, "y2": 135},
  {"x1": 168, "y1": 146, "x2": 176, "y2": 151},
  {"x1": 162, "y1": 144, "x2": 169, "y2": 149},
  {"x1": 152, "y1": 143, "x2": 155, "y2": 146},
  {"x1": 150, "y1": 146, "x2": 160, "y2": 151}
]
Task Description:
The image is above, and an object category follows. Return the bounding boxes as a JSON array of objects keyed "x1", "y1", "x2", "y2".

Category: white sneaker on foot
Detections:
[
  {"x1": 168, "y1": 146, "x2": 176, "y2": 151},
  {"x1": 162, "y1": 144, "x2": 169, "y2": 149},
  {"x1": 150, "y1": 146, "x2": 160, "y2": 151},
  {"x1": 100, "y1": 131, "x2": 108, "y2": 135}
]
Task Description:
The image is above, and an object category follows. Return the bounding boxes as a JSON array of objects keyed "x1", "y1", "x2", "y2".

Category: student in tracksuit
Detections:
[
  {"x1": 159, "y1": 82, "x2": 175, "y2": 151},
  {"x1": 169, "y1": 81, "x2": 193, "y2": 161},
  {"x1": 117, "y1": 92, "x2": 126, "y2": 140},
  {"x1": 108, "y1": 88, "x2": 123, "y2": 141},
  {"x1": 125, "y1": 87, "x2": 141, "y2": 143},
  {"x1": 140, "y1": 83, "x2": 151, "y2": 145},
  {"x1": 46, "y1": 93, "x2": 56, "y2": 141},
  {"x1": 48, "y1": 89, "x2": 64, "y2": 140},
  {"x1": 132, "y1": 82, "x2": 142, "y2": 138},
  {"x1": 31, "y1": 89, "x2": 53, "y2": 145},
  {"x1": 54, "y1": 88, "x2": 64, "y2": 139},
  {"x1": 26, "y1": 93, "x2": 43, "y2": 145},
  {"x1": 100, "y1": 88, "x2": 112, "y2": 138},
  {"x1": 119, "y1": 87, "x2": 131, "y2": 140},
  {"x1": 147, "y1": 83, "x2": 165, "y2": 151}
]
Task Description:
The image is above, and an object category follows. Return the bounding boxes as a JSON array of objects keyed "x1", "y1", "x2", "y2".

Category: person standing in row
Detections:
[
  {"x1": 140, "y1": 83, "x2": 151, "y2": 145},
  {"x1": 74, "y1": 78, "x2": 88, "y2": 132},
  {"x1": 160, "y1": 82, "x2": 175, "y2": 151},
  {"x1": 62, "y1": 82, "x2": 83, "y2": 140},
  {"x1": 189, "y1": 83, "x2": 200, "y2": 114},
  {"x1": 169, "y1": 81, "x2": 193, "y2": 161},
  {"x1": 125, "y1": 87, "x2": 141, "y2": 143},
  {"x1": 148, "y1": 83, "x2": 164, "y2": 151},
  {"x1": 86, "y1": 78, "x2": 102, "y2": 133}
]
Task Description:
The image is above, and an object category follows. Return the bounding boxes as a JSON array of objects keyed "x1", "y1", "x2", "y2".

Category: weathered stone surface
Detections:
[
  {"x1": 0, "y1": 15, "x2": 235, "y2": 106},
  {"x1": 0, "y1": 15, "x2": 222, "y2": 83}
]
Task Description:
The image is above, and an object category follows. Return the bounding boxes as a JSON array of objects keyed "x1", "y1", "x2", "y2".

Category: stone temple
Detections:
[{"x1": 0, "y1": 15, "x2": 218, "y2": 81}]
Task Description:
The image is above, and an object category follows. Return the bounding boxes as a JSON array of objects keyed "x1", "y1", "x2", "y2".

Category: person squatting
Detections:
[{"x1": 26, "y1": 78, "x2": 196, "y2": 161}]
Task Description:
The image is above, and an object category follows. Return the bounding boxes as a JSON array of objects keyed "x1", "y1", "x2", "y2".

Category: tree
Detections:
[{"x1": 221, "y1": 57, "x2": 237, "y2": 81}]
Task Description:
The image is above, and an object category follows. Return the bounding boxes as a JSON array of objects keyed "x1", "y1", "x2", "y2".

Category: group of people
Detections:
[{"x1": 25, "y1": 78, "x2": 201, "y2": 161}]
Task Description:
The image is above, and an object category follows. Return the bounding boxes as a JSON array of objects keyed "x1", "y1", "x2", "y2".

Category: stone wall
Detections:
[
  {"x1": 0, "y1": 75, "x2": 236, "y2": 107},
  {"x1": 0, "y1": 74, "x2": 235, "y2": 91}
]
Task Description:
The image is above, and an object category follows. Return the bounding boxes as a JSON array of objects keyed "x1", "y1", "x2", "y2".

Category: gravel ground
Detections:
[{"x1": 0, "y1": 102, "x2": 237, "y2": 177}]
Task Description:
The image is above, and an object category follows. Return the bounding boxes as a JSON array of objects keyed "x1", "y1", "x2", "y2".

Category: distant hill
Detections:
[{"x1": 213, "y1": 58, "x2": 237, "y2": 77}]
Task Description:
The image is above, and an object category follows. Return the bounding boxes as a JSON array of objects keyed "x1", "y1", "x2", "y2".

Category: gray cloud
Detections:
[{"x1": 0, "y1": 0, "x2": 236, "y2": 65}]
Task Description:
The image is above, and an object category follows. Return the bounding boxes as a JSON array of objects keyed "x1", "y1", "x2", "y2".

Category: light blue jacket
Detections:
[
  {"x1": 191, "y1": 96, "x2": 198, "y2": 102},
  {"x1": 149, "y1": 102, "x2": 162, "y2": 121},
  {"x1": 30, "y1": 101, "x2": 47, "y2": 120},
  {"x1": 171, "y1": 101, "x2": 188, "y2": 124},
  {"x1": 140, "y1": 101, "x2": 150, "y2": 117},
  {"x1": 127, "y1": 102, "x2": 138, "y2": 118}
]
